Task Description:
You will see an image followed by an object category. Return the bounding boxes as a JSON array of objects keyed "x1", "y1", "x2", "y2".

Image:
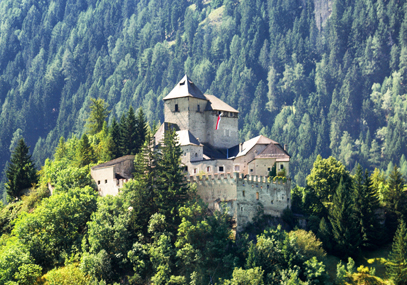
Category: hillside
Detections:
[{"x1": 1, "y1": 0, "x2": 407, "y2": 197}]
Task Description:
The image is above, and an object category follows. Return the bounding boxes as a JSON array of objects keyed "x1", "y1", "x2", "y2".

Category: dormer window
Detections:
[
  {"x1": 175, "y1": 104, "x2": 179, "y2": 112},
  {"x1": 180, "y1": 80, "x2": 185, "y2": 86}
]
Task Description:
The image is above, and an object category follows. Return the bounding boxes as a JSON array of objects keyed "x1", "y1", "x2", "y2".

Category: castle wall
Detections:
[
  {"x1": 91, "y1": 166, "x2": 120, "y2": 196},
  {"x1": 186, "y1": 159, "x2": 234, "y2": 176},
  {"x1": 164, "y1": 98, "x2": 190, "y2": 130},
  {"x1": 206, "y1": 112, "x2": 238, "y2": 149},
  {"x1": 233, "y1": 145, "x2": 268, "y2": 175},
  {"x1": 191, "y1": 173, "x2": 291, "y2": 230},
  {"x1": 188, "y1": 98, "x2": 208, "y2": 143}
]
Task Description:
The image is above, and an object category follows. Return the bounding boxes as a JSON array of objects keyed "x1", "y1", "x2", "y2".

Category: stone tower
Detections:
[{"x1": 163, "y1": 75, "x2": 239, "y2": 149}]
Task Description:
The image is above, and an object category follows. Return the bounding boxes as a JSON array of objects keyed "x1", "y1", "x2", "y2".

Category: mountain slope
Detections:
[{"x1": 0, "y1": 0, "x2": 406, "y2": 196}]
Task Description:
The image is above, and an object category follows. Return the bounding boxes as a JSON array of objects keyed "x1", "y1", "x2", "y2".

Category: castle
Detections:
[{"x1": 91, "y1": 75, "x2": 291, "y2": 229}]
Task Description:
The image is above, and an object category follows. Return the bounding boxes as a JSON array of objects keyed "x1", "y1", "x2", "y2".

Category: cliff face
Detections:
[{"x1": 314, "y1": 0, "x2": 332, "y2": 30}]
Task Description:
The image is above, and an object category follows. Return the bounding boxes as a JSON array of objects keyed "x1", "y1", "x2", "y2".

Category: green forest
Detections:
[
  {"x1": 1, "y1": 0, "x2": 407, "y2": 191},
  {"x1": 1, "y1": 102, "x2": 407, "y2": 284},
  {"x1": 2, "y1": 0, "x2": 407, "y2": 283}
]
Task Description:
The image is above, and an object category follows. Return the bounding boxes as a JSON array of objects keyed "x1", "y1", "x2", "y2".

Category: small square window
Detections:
[
  {"x1": 280, "y1": 164, "x2": 284, "y2": 170},
  {"x1": 218, "y1": 166, "x2": 224, "y2": 172},
  {"x1": 184, "y1": 166, "x2": 188, "y2": 172},
  {"x1": 242, "y1": 191, "x2": 245, "y2": 197},
  {"x1": 234, "y1": 165, "x2": 240, "y2": 172},
  {"x1": 267, "y1": 167, "x2": 271, "y2": 171},
  {"x1": 194, "y1": 168, "x2": 197, "y2": 174},
  {"x1": 250, "y1": 169, "x2": 253, "y2": 172},
  {"x1": 105, "y1": 180, "x2": 107, "y2": 184},
  {"x1": 207, "y1": 166, "x2": 211, "y2": 172},
  {"x1": 98, "y1": 180, "x2": 100, "y2": 185},
  {"x1": 197, "y1": 105, "x2": 200, "y2": 112},
  {"x1": 256, "y1": 192, "x2": 259, "y2": 200}
]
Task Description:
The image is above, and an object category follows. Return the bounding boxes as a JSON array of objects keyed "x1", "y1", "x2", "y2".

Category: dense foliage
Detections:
[{"x1": 1, "y1": 0, "x2": 407, "y2": 196}]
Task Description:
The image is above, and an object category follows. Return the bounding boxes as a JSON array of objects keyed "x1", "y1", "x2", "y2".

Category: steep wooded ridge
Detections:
[{"x1": 0, "y1": 0, "x2": 406, "y2": 192}]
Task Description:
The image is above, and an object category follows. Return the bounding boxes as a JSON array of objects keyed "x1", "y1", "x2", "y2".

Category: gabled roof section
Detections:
[
  {"x1": 91, "y1": 155, "x2": 135, "y2": 170},
  {"x1": 154, "y1": 122, "x2": 180, "y2": 144},
  {"x1": 163, "y1": 75, "x2": 207, "y2": 101},
  {"x1": 176, "y1": 130, "x2": 202, "y2": 146},
  {"x1": 204, "y1": 94, "x2": 239, "y2": 113},
  {"x1": 236, "y1": 135, "x2": 277, "y2": 157},
  {"x1": 256, "y1": 143, "x2": 290, "y2": 159}
]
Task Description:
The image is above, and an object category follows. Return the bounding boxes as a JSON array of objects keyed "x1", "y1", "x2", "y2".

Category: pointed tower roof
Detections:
[{"x1": 163, "y1": 75, "x2": 207, "y2": 101}]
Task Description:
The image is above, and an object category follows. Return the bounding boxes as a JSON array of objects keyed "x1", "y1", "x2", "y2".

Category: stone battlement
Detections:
[{"x1": 188, "y1": 172, "x2": 289, "y2": 185}]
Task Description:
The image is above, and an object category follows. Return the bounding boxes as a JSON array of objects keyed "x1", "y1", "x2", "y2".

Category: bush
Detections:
[
  {"x1": 41, "y1": 263, "x2": 91, "y2": 285},
  {"x1": 289, "y1": 229, "x2": 326, "y2": 260}
]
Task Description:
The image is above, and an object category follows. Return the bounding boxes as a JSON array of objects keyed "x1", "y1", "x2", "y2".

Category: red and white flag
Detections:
[{"x1": 215, "y1": 112, "x2": 222, "y2": 130}]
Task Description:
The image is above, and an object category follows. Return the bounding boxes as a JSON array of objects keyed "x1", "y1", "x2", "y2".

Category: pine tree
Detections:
[
  {"x1": 118, "y1": 112, "x2": 127, "y2": 156},
  {"x1": 135, "y1": 107, "x2": 147, "y2": 154},
  {"x1": 76, "y1": 134, "x2": 95, "y2": 167},
  {"x1": 120, "y1": 106, "x2": 138, "y2": 155},
  {"x1": 354, "y1": 165, "x2": 382, "y2": 249},
  {"x1": 329, "y1": 177, "x2": 360, "y2": 259},
  {"x1": 156, "y1": 129, "x2": 191, "y2": 231},
  {"x1": 54, "y1": 137, "x2": 67, "y2": 161},
  {"x1": 387, "y1": 220, "x2": 407, "y2": 285},
  {"x1": 110, "y1": 116, "x2": 121, "y2": 159},
  {"x1": 385, "y1": 166, "x2": 407, "y2": 236},
  {"x1": 5, "y1": 138, "x2": 38, "y2": 201},
  {"x1": 86, "y1": 98, "x2": 110, "y2": 135}
]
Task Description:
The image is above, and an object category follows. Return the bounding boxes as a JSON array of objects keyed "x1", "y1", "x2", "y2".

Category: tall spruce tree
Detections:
[
  {"x1": 123, "y1": 106, "x2": 138, "y2": 155},
  {"x1": 127, "y1": 132, "x2": 161, "y2": 237},
  {"x1": 354, "y1": 165, "x2": 382, "y2": 249},
  {"x1": 384, "y1": 166, "x2": 407, "y2": 236},
  {"x1": 5, "y1": 138, "x2": 38, "y2": 201},
  {"x1": 386, "y1": 220, "x2": 407, "y2": 285},
  {"x1": 86, "y1": 98, "x2": 110, "y2": 135},
  {"x1": 329, "y1": 177, "x2": 361, "y2": 259},
  {"x1": 135, "y1": 107, "x2": 147, "y2": 154},
  {"x1": 76, "y1": 134, "x2": 95, "y2": 167},
  {"x1": 110, "y1": 116, "x2": 121, "y2": 159},
  {"x1": 156, "y1": 129, "x2": 191, "y2": 231},
  {"x1": 118, "y1": 112, "x2": 127, "y2": 156}
]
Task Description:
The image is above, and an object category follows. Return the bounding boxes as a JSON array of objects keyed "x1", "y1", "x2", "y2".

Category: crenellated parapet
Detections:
[{"x1": 190, "y1": 172, "x2": 291, "y2": 230}]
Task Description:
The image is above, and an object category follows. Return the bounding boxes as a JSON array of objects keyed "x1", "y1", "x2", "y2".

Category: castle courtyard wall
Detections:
[
  {"x1": 205, "y1": 112, "x2": 238, "y2": 149},
  {"x1": 192, "y1": 173, "x2": 291, "y2": 230}
]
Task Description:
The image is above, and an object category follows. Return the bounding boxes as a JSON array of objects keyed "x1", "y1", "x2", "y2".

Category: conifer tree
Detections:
[
  {"x1": 86, "y1": 98, "x2": 110, "y2": 135},
  {"x1": 122, "y1": 106, "x2": 138, "y2": 155},
  {"x1": 354, "y1": 164, "x2": 382, "y2": 249},
  {"x1": 156, "y1": 129, "x2": 191, "y2": 231},
  {"x1": 110, "y1": 116, "x2": 121, "y2": 159},
  {"x1": 5, "y1": 138, "x2": 38, "y2": 201},
  {"x1": 384, "y1": 166, "x2": 407, "y2": 236},
  {"x1": 118, "y1": 113, "x2": 127, "y2": 156},
  {"x1": 77, "y1": 134, "x2": 95, "y2": 167},
  {"x1": 127, "y1": 132, "x2": 161, "y2": 237},
  {"x1": 135, "y1": 107, "x2": 147, "y2": 154},
  {"x1": 54, "y1": 137, "x2": 67, "y2": 161},
  {"x1": 387, "y1": 220, "x2": 407, "y2": 285},
  {"x1": 329, "y1": 177, "x2": 360, "y2": 259}
]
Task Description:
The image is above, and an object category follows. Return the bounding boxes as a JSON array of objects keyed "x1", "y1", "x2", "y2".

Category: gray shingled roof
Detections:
[
  {"x1": 256, "y1": 143, "x2": 290, "y2": 159},
  {"x1": 163, "y1": 75, "x2": 207, "y2": 101},
  {"x1": 91, "y1": 155, "x2": 135, "y2": 170},
  {"x1": 177, "y1": 130, "x2": 201, "y2": 146},
  {"x1": 204, "y1": 94, "x2": 239, "y2": 113}
]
